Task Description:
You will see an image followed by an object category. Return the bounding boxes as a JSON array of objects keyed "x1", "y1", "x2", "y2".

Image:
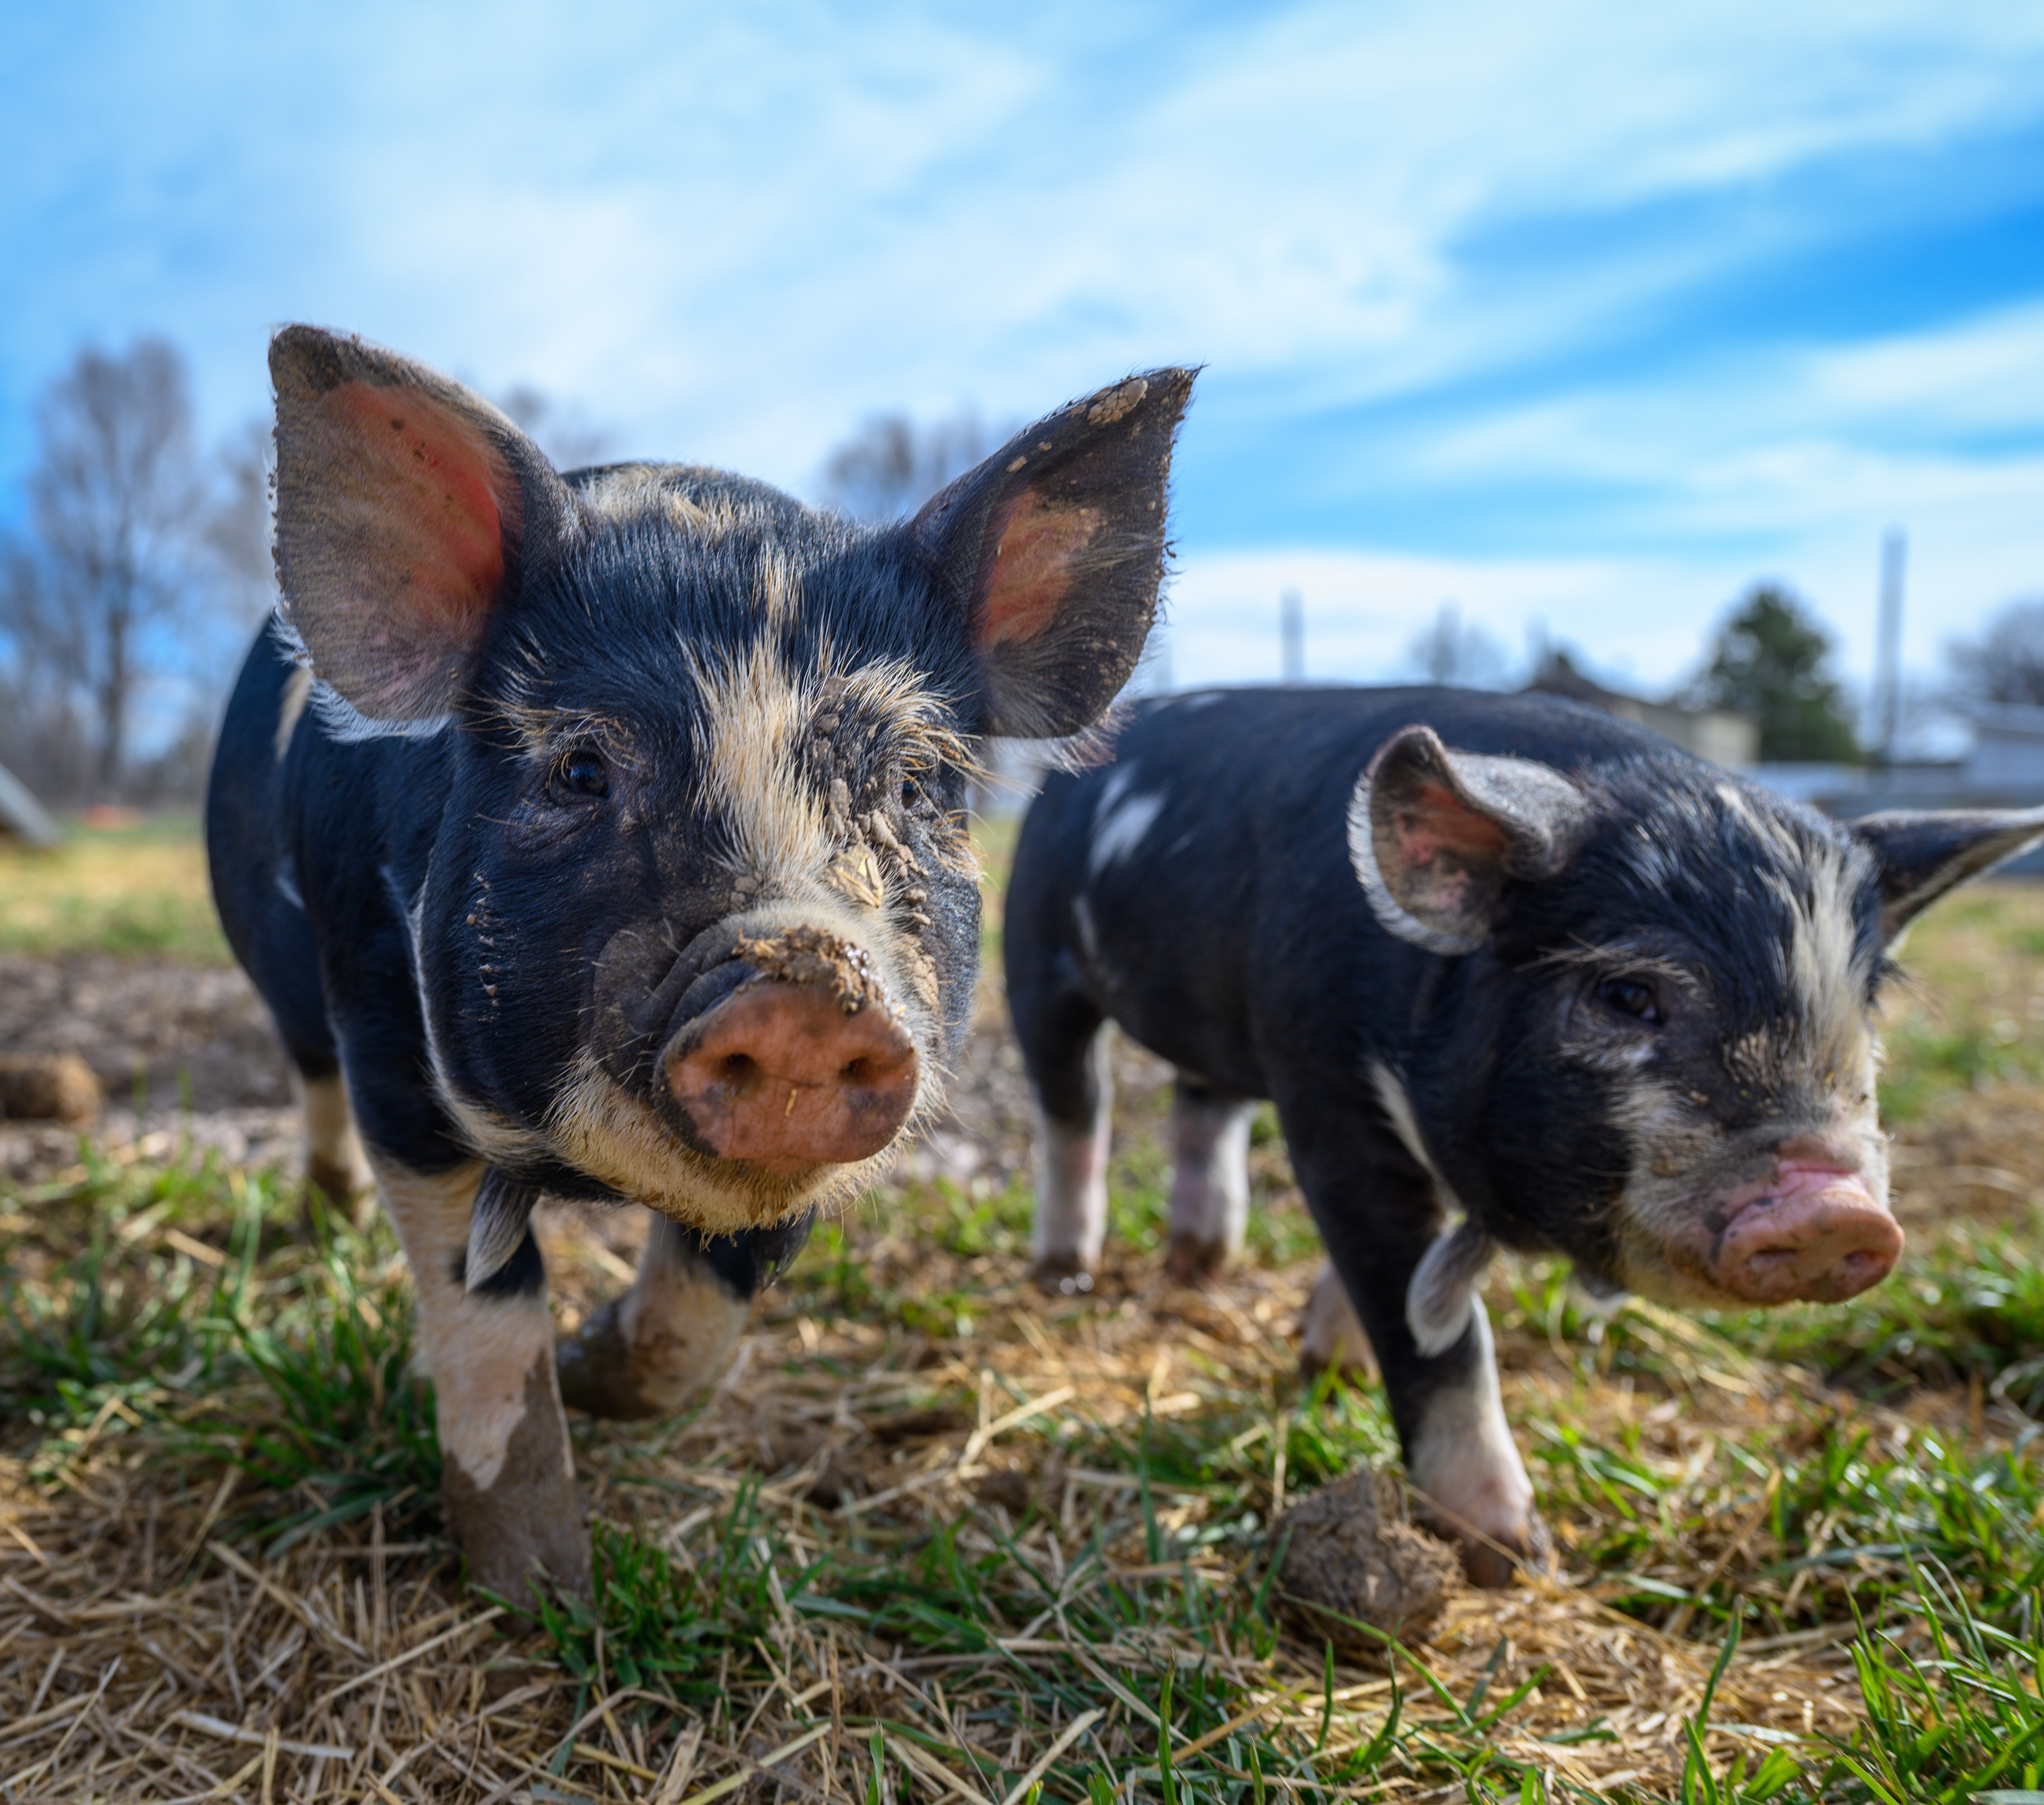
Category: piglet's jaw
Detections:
[{"x1": 1708, "y1": 1160, "x2": 1903, "y2": 1305}]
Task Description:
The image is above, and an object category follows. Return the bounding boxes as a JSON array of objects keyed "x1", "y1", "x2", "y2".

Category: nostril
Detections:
[
  {"x1": 841, "y1": 1057, "x2": 873, "y2": 1083},
  {"x1": 719, "y1": 1053, "x2": 761, "y2": 1089}
]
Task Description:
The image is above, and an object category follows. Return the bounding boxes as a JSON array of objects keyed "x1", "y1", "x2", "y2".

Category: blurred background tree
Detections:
[
  {"x1": 0, "y1": 338, "x2": 276, "y2": 805},
  {"x1": 1689, "y1": 583, "x2": 1860, "y2": 763},
  {"x1": 1406, "y1": 602, "x2": 1510, "y2": 688},
  {"x1": 1947, "y1": 598, "x2": 2044, "y2": 709},
  {"x1": 819, "y1": 408, "x2": 1007, "y2": 521}
]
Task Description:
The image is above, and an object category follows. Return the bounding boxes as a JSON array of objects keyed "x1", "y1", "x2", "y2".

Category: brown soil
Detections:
[{"x1": 1269, "y1": 1467, "x2": 1464, "y2": 1648}]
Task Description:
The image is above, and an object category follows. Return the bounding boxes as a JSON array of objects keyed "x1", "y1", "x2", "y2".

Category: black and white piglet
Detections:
[
  {"x1": 1004, "y1": 685, "x2": 2044, "y2": 1582},
  {"x1": 208, "y1": 327, "x2": 1194, "y2": 1604}
]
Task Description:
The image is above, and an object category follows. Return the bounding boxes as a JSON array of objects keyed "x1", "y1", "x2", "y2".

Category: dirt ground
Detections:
[{"x1": 7, "y1": 922, "x2": 2044, "y2": 1799}]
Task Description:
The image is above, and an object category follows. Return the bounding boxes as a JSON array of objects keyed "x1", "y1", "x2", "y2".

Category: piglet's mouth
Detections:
[{"x1": 1705, "y1": 1161, "x2": 1903, "y2": 1305}]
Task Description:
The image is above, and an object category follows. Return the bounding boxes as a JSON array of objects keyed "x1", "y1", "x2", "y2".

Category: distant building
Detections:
[
  {"x1": 0, "y1": 762, "x2": 60, "y2": 847},
  {"x1": 1748, "y1": 703, "x2": 2044, "y2": 873},
  {"x1": 1522, "y1": 664, "x2": 1759, "y2": 769}
]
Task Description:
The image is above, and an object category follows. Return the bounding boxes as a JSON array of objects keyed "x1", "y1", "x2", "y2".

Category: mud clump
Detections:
[
  {"x1": 734, "y1": 925, "x2": 886, "y2": 1013},
  {"x1": 1269, "y1": 1468, "x2": 1462, "y2": 1650},
  {"x1": 0, "y1": 1052, "x2": 102, "y2": 1124}
]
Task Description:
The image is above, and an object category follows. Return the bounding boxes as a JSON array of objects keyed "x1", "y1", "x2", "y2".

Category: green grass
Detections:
[
  {"x1": 12, "y1": 1141, "x2": 2044, "y2": 1799},
  {"x1": 0, "y1": 811, "x2": 230, "y2": 963},
  {"x1": 10, "y1": 858, "x2": 2044, "y2": 1798},
  {"x1": 1877, "y1": 885, "x2": 2044, "y2": 1122}
]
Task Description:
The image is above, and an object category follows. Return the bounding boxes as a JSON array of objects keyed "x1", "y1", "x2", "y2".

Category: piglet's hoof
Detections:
[
  {"x1": 1431, "y1": 1510, "x2": 1555, "y2": 1590},
  {"x1": 557, "y1": 1289, "x2": 746, "y2": 1422},
  {"x1": 1164, "y1": 1232, "x2": 1227, "y2": 1285},
  {"x1": 1030, "y1": 1253, "x2": 1096, "y2": 1298},
  {"x1": 442, "y1": 1358, "x2": 593, "y2": 1615}
]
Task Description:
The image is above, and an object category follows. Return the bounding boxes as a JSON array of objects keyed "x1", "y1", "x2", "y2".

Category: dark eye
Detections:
[
  {"x1": 559, "y1": 748, "x2": 610, "y2": 800},
  {"x1": 1598, "y1": 976, "x2": 1662, "y2": 1024}
]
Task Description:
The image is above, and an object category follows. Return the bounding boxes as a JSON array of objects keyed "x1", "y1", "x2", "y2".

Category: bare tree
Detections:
[
  {"x1": 497, "y1": 385, "x2": 612, "y2": 473},
  {"x1": 1405, "y1": 604, "x2": 1510, "y2": 688},
  {"x1": 820, "y1": 409, "x2": 1009, "y2": 521},
  {"x1": 1949, "y1": 599, "x2": 2044, "y2": 709},
  {"x1": 1, "y1": 339, "x2": 205, "y2": 799},
  {"x1": 207, "y1": 415, "x2": 278, "y2": 619}
]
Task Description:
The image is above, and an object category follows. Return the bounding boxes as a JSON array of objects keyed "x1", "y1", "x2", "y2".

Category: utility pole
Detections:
[
  {"x1": 1875, "y1": 529, "x2": 1906, "y2": 765},
  {"x1": 1280, "y1": 588, "x2": 1304, "y2": 683}
]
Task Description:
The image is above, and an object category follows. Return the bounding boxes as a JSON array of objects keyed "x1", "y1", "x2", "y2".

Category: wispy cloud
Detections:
[{"x1": 2, "y1": 0, "x2": 2040, "y2": 692}]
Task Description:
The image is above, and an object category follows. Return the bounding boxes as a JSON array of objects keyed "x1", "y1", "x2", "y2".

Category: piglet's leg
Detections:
[
  {"x1": 1287, "y1": 1115, "x2": 1540, "y2": 1587},
  {"x1": 1402, "y1": 1300, "x2": 1541, "y2": 1588},
  {"x1": 557, "y1": 1215, "x2": 752, "y2": 1420},
  {"x1": 1297, "y1": 1260, "x2": 1379, "y2": 1382},
  {"x1": 1030, "y1": 1031, "x2": 1114, "y2": 1294},
  {"x1": 372, "y1": 1158, "x2": 590, "y2": 1609},
  {"x1": 1164, "y1": 1083, "x2": 1255, "y2": 1282},
  {"x1": 300, "y1": 1070, "x2": 373, "y2": 1208}
]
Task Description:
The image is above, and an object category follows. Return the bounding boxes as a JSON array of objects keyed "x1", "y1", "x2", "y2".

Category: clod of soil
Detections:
[
  {"x1": 734, "y1": 925, "x2": 886, "y2": 1012},
  {"x1": 1269, "y1": 1468, "x2": 1462, "y2": 1650},
  {"x1": 0, "y1": 1050, "x2": 102, "y2": 1124}
]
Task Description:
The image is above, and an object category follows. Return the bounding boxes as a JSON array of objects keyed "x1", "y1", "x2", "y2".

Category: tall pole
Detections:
[
  {"x1": 1280, "y1": 588, "x2": 1304, "y2": 684},
  {"x1": 1876, "y1": 528, "x2": 1906, "y2": 765}
]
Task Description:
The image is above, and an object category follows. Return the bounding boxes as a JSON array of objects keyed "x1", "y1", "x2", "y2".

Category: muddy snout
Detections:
[
  {"x1": 1710, "y1": 1160, "x2": 1903, "y2": 1305},
  {"x1": 663, "y1": 926, "x2": 917, "y2": 1171}
]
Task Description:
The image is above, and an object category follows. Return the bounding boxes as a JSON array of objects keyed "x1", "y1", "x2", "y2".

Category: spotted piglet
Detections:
[
  {"x1": 207, "y1": 327, "x2": 1194, "y2": 1605},
  {"x1": 1004, "y1": 684, "x2": 2044, "y2": 1583}
]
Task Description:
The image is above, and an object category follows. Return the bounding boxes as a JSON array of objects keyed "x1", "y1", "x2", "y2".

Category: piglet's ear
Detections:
[
  {"x1": 1854, "y1": 807, "x2": 2044, "y2": 942},
  {"x1": 1349, "y1": 725, "x2": 1592, "y2": 954},
  {"x1": 909, "y1": 367, "x2": 1197, "y2": 738},
  {"x1": 270, "y1": 325, "x2": 577, "y2": 723}
]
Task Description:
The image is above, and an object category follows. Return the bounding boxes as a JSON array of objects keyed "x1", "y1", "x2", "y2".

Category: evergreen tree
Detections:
[{"x1": 1693, "y1": 585, "x2": 1860, "y2": 763}]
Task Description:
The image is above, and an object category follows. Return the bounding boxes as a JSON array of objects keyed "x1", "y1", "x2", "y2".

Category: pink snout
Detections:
[
  {"x1": 666, "y1": 979, "x2": 918, "y2": 1175},
  {"x1": 1711, "y1": 1161, "x2": 1903, "y2": 1304}
]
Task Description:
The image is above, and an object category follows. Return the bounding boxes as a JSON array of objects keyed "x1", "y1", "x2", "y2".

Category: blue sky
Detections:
[{"x1": 4, "y1": 0, "x2": 2042, "y2": 723}]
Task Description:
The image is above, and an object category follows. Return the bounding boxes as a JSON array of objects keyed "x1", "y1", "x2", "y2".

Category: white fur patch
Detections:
[
  {"x1": 1406, "y1": 1220, "x2": 1497, "y2": 1356},
  {"x1": 371, "y1": 1160, "x2": 560, "y2": 1493},
  {"x1": 1090, "y1": 785, "x2": 1167, "y2": 876},
  {"x1": 1369, "y1": 1062, "x2": 1456, "y2": 1206},
  {"x1": 1407, "y1": 1301, "x2": 1534, "y2": 1550},
  {"x1": 1165, "y1": 1091, "x2": 1253, "y2": 1251},
  {"x1": 300, "y1": 1071, "x2": 371, "y2": 1196}
]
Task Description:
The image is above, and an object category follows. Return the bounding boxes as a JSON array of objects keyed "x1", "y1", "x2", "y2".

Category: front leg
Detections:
[
  {"x1": 558, "y1": 1211, "x2": 814, "y2": 1420},
  {"x1": 371, "y1": 1157, "x2": 591, "y2": 1608},
  {"x1": 1285, "y1": 1110, "x2": 1538, "y2": 1587},
  {"x1": 1163, "y1": 1080, "x2": 1255, "y2": 1282}
]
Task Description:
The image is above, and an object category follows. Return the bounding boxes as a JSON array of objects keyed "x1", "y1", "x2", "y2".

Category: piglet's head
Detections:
[
  {"x1": 268, "y1": 326, "x2": 1195, "y2": 1266},
  {"x1": 1348, "y1": 721, "x2": 2044, "y2": 1329}
]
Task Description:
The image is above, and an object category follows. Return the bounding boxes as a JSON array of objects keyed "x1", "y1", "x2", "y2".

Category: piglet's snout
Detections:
[
  {"x1": 665, "y1": 966, "x2": 917, "y2": 1172},
  {"x1": 1711, "y1": 1160, "x2": 1903, "y2": 1305}
]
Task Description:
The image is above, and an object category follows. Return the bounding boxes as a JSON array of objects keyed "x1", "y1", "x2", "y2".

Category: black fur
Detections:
[{"x1": 1004, "y1": 684, "x2": 2035, "y2": 1461}]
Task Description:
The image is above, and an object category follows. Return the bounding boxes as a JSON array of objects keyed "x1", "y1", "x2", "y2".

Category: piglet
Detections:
[
  {"x1": 1004, "y1": 685, "x2": 2044, "y2": 1582},
  {"x1": 208, "y1": 327, "x2": 1194, "y2": 1604}
]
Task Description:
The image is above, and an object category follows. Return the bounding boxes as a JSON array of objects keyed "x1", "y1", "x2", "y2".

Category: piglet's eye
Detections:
[
  {"x1": 1598, "y1": 976, "x2": 1662, "y2": 1024},
  {"x1": 560, "y1": 749, "x2": 610, "y2": 799}
]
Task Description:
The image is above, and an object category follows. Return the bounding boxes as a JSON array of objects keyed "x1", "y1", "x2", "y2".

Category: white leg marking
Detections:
[
  {"x1": 1298, "y1": 1261, "x2": 1376, "y2": 1378},
  {"x1": 1406, "y1": 1300, "x2": 1535, "y2": 1558},
  {"x1": 371, "y1": 1158, "x2": 564, "y2": 1493},
  {"x1": 1032, "y1": 1038, "x2": 1114, "y2": 1272},
  {"x1": 301, "y1": 1071, "x2": 372, "y2": 1197},
  {"x1": 616, "y1": 1220, "x2": 751, "y2": 1413},
  {"x1": 1166, "y1": 1090, "x2": 1253, "y2": 1255}
]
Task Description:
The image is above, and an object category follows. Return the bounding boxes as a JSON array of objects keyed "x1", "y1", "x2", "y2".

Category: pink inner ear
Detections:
[
  {"x1": 1397, "y1": 780, "x2": 1511, "y2": 866},
  {"x1": 326, "y1": 381, "x2": 510, "y2": 644},
  {"x1": 974, "y1": 491, "x2": 1101, "y2": 649}
]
